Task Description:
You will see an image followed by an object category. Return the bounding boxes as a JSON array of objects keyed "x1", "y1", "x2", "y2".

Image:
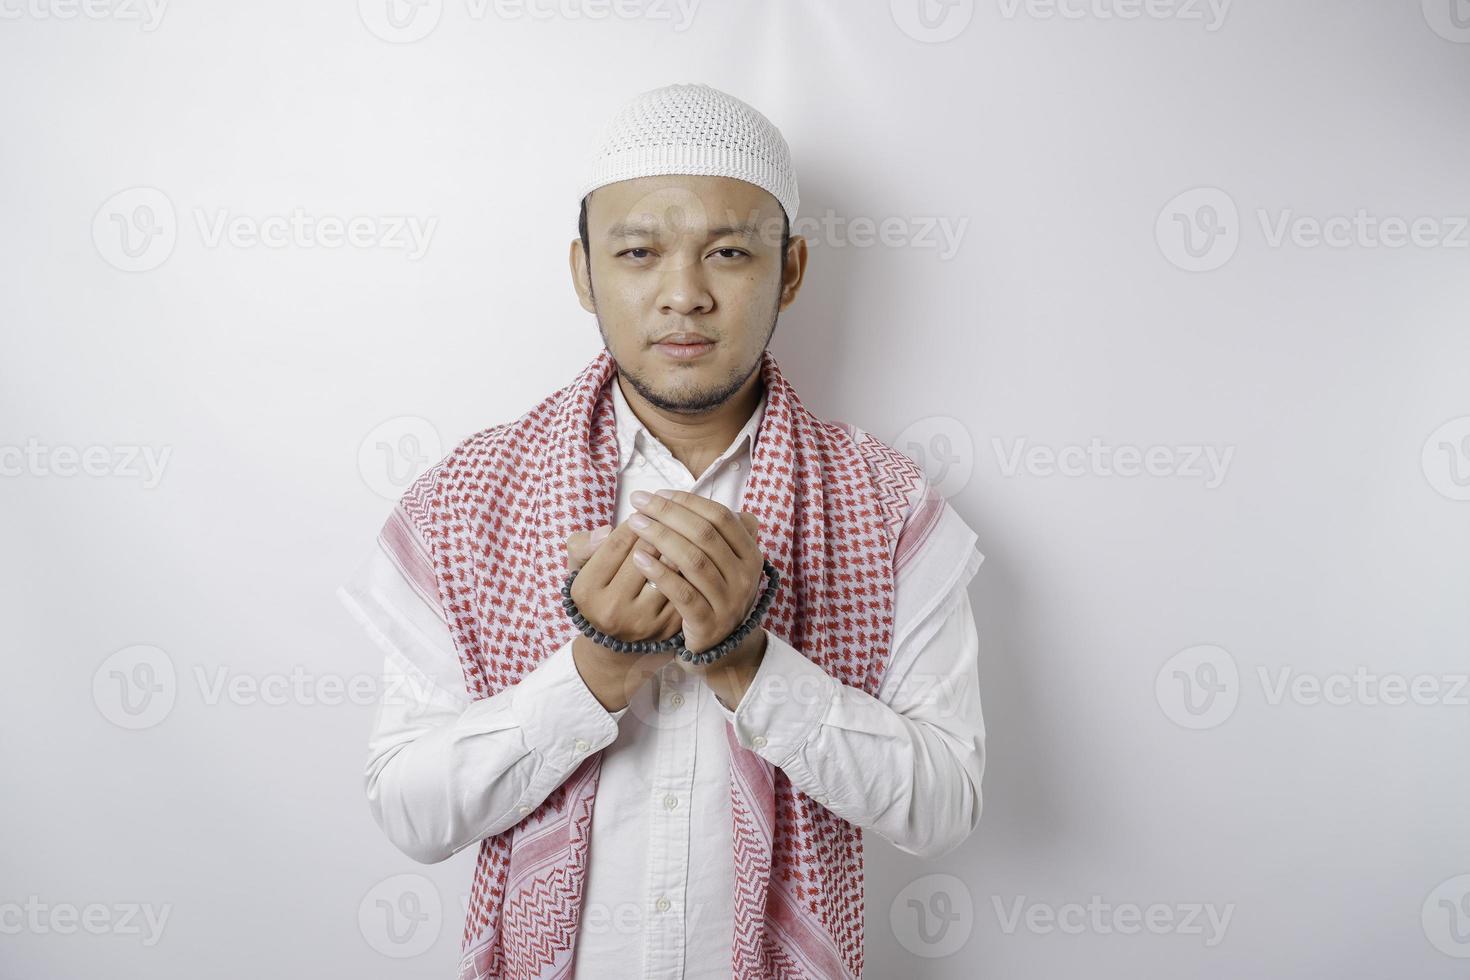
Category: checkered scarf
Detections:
[{"x1": 383, "y1": 348, "x2": 941, "y2": 979}]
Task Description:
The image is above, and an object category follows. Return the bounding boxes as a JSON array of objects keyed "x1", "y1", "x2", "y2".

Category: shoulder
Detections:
[{"x1": 399, "y1": 385, "x2": 568, "y2": 524}]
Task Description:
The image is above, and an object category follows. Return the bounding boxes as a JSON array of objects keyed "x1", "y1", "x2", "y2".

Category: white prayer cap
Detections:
[{"x1": 575, "y1": 82, "x2": 799, "y2": 224}]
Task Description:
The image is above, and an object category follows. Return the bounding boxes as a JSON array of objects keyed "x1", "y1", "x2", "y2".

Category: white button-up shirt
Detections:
[{"x1": 339, "y1": 378, "x2": 987, "y2": 979}]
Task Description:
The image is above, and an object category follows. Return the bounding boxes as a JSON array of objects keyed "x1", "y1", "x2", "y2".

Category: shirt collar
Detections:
[{"x1": 610, "y1": 374, "x2": 767, "y2": 475}]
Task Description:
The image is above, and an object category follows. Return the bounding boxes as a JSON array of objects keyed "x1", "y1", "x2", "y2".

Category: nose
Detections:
[{"x1": 655, "y1": 259, "x2": 714, "y2": 318}]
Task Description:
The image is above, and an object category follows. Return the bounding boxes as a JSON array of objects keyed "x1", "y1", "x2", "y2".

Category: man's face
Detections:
[{"x1": 571, "y1": 173, "x2": 801, "y2": 415}]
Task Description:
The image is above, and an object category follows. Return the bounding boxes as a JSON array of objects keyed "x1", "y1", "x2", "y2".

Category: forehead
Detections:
[{"x1": 585, "y1": 173, "x2": 784, "y2": 237}]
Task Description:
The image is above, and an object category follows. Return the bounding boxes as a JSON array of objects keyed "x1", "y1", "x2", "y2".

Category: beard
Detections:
[{"x1": 596, "y1": 297, "x2": 780, "y2": 416}]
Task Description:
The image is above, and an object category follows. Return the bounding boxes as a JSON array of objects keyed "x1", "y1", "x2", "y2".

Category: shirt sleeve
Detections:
[
  {"x1": 340, "y1": 543, "x2": 627, "y2": 864},
  {"x1": 717, "y1": 550, "x2": 986, "y2": 861}
]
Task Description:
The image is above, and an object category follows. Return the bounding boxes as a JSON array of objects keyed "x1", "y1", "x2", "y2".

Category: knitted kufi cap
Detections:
[{"x1": 576, "y1": 82, "x2": 799, "y2": 223}]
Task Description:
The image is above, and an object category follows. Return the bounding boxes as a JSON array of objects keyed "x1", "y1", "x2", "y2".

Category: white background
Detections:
[{"x1": 3, "y1": 1, "x2": 1469, "y2": 977}]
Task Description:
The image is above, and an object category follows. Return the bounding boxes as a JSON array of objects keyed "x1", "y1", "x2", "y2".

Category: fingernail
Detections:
[
  {"x1": 631, "y1": 490, "x2": 652, "y2": 506},
  {"x1": 591, "y1": 526, "x2": 610, "y2": 543},
  {"x1": 629, "y1": 514, "x2": 651, "y2": 529},
  {"x1": 632, "y1": 550, "x2": 653, "y2": 568}
]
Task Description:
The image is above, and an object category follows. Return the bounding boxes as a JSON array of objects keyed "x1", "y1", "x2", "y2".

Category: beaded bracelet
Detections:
[{"x1": 560, "y1": 557, "x2": 780, "y2": 666}]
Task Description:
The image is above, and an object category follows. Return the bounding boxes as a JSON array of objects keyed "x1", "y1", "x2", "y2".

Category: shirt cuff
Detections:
[
  {"x1": 509, "y1": 638, "x2": 623, "y2": 771},
  {"x1": 724, "y1": 631, "x2": 837, "y2": 768}
]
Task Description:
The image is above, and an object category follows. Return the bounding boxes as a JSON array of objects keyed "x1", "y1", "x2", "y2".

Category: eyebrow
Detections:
[{"x1": 605, "y1": 219, "x2": 761, "y2": 242}]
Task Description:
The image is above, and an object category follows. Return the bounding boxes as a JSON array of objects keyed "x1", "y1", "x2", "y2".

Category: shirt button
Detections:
[
  {"x1": 751, "y1": 735, "x2": 768, "y2": 749},
  {"x1": 663, "y1": 794, "x2": 678, "y2": 810},
  {"x1": 655, "y1": 897, "x2": 671, "y2": 913},
  {"x1": 573, "y1": 738, "x2": 590, "y2": 753},
  {"x1": 668, "y1": 693, "x2": 685, "y2": 709},
  {"x1": 518, "y1": 805, "x2": 531, "y2": 815}
]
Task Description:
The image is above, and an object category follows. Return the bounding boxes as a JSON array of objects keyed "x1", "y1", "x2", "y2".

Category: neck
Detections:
[{"x1": 615, "y1": 368, "x2": 764, "y2": 481}]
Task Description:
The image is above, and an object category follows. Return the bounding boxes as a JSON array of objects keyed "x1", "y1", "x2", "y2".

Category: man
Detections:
[{"x1": 338, "y1": 82, "x2": 987, "y2": 980}]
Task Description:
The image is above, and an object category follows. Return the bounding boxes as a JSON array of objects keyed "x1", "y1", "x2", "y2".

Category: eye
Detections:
[
  {"x1": 711, "y1": 248, "x2": 749, "y2": 260},
  {"x1": 618, "y1": 247, "x2": 654, "y2": 260}
]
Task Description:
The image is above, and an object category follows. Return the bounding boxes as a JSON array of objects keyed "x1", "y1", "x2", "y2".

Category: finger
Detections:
[
  {"x1": 565, "y1": 525, "x2": 610, "y2": 571},
  {"x1": 578, "y1": 521, "x2": 640, "y2": 589},
  {"x1": 628, "y1": 513, "x2": 731, "y2": 601},
  {"x1": 630, "y1": 549, "x2": 712, "y2": 625},
  {"x1": 630, "y1": 493, "x2": 742, "y2": 584},
  {"x1": 606, "y1": 536, "x2": 667, "y2": 604},
  {"x1": 630, "y1": 575, "x2": 670, "y2": 619},
  {"x1": 640, "y1": 489, "x2": 761, "y2": 563}
]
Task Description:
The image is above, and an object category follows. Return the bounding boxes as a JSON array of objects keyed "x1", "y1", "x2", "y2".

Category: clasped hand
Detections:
[{"x1": 564, "y1": 489, "x2": 765, "y2": 657}]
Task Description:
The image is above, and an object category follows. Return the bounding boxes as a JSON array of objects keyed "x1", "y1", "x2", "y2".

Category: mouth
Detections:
[{"x1": 652, "y1": 333, "x2": 717, "y2": 361}]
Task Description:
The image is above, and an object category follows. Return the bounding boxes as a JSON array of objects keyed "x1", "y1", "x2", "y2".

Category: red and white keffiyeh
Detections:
[{"x1": 379, "y1": 347, "x2": 947, "y2": 979}]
